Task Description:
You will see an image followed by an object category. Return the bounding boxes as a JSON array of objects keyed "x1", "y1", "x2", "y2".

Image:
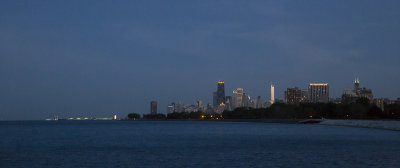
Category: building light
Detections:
[{"x1": 310, "y1": 83, "x2": 328, "y2": 86}]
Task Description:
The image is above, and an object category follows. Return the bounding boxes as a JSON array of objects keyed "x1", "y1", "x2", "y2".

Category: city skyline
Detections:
[
  {"x1": 1, "y1": 1, "x2": 400, "y2": 120},
  {"x1": 160, "y1": 79, "x2": 399, "y2": 115},
  {"x1": 1, "y1": 1, "x2": 400, "y2": 168}
]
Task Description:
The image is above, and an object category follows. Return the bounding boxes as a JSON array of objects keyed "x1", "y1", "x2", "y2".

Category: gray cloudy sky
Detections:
[{"x1": 1, "y1": 0, "x2": 400, "y2": 120}]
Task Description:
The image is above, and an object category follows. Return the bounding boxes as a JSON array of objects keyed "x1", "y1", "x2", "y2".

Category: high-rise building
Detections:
[
  {"x1": 354, "y1": 77, "x2": 360, "y2": 90},
  {"x1": 285, "y1": 87, "x2": 302, "y2": 104},
  {"x1": 301, "y1": 89, "x2": 308, "y2": 102},
  {"x1": 225, "y1": 96, "x2": 233, "y2": 111},
  {"x1": 175, "y1": 102, "x2": 182, "y2": 112},
  {"x1": 213, "y1": 91, "x2": 217, "y2": 107},
  {"x1": 150, "y1": 101, "x2": 157, "y2": 114},
  {"x1": 197, "y1": 100, "x2": 203, "y2": 108},
  {"x1": 249, "y1": 99, "x2": 256, "y2": 108},
  {"x1": 216, "y1": 103, "x2": 225, "y2": 114},
  {"x1": 197, "y1": 100, "x2": 205, "y2": 112},
  {"x1": 242, "y1": 93, "x2": 249, "y2": 107},
  {"x1": 256, "y1": 96, "x2": 262, "y2": 109},
  {"x1": 206, "y1": 103, "x2": 213, "y2": 113},
  {"x1": 308, "y1": 83, "x2": 329, "y2": 103},
  {"x1": 167, "y1": 103, "x2": 175, "y2": 113},
  {"x1": 342, "y1": 88, "x2": 357, "y2": 104},
  {"x1": 354, "y1": 81, "x2": 373, "y2": 102},
  {"x1": 341, "y1": 78, "x2": 373, "y2": 104},
  {"x1": 233, "y1": 88, "x2": 244, "y2": 109},
  {"x1": 216, "y1": 81, "x2": 225, "y2": 106},
  {"x1": 270, "y1": 84, "x2": 275, "y2": 105}
]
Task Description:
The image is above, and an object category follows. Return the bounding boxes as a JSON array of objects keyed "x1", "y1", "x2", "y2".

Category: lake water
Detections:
[{"x1": 0, "y1": 121, "x2": 399, "y2": 167}]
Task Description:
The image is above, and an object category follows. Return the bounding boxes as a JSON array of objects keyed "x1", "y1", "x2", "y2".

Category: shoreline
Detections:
[
  {"x1": 319, "y1": 119, "x2": 400, "y2": 131},
  {"x1": 122, "y1": 118, "x2": 400, "y2": 131},
  {"x1": 121, "y1": 119, "x2": 303, "y2": 124}
]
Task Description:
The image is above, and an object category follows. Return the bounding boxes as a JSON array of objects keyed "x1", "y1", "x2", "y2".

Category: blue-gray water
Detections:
[{"x1": 0, "y1": 121, "x2": 399, "y2": 168}]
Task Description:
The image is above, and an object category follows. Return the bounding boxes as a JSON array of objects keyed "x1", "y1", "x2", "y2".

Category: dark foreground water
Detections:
[{"x1": 0, "y1": 121, "x2": 399, "y2": 168}]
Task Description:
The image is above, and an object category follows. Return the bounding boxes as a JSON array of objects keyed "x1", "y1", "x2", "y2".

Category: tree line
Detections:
[
  {"x1": 127, "y1": 98, "x2": 400, "y2": 120},
  {"x1": 223, "y1": 98, "x2": 400, "y2": 119}
]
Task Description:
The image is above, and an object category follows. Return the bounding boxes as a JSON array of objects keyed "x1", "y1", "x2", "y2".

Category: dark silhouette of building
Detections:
[
  {"x1": 285, "y1": 87, "x2": 302, "y2": 104},
  {"x1": 216, "y1": 81, "x2": 225, "y2": 106},
  {"x1": 150, "y1": 101, "x2": 157, "y2": 114}
]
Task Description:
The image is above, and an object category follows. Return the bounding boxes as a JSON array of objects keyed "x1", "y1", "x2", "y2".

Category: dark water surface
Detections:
[{"x1": 0, "y1": 121, "x2": 399, "y2": 167}]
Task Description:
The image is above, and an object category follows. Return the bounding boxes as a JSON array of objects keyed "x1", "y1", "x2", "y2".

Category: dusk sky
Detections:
[{"x1": 1, "y1": 0, "x2": 400, "y2": 120}]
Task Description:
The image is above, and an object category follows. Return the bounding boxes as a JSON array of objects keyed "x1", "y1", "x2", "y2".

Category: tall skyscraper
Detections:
[
  {"x1": 233, "y1": 88, "x2": 244, "y2": 109},
  {"x1": 308, "y1": 83, "x2": 329, "y2": 103},
  {"x1": 150, "y1": 101, "x2": 157, "y2": 114},
  {"x1": 353, "y1": 78, "x2": 373, "y2": 102},
  {"x1": 225, "y1": 96, "x2": 233, "y2": 111},
  {"x1": 216, "y1": 81, "x2": 225, "y2": 106},
  {"x1": 342, "y1": 78, "x2": 373, "y2": 104},
  {"x1": 285, "y1": 87, "x2": 302, "y2": 104},
  {"x1": 256, "y1": 96, "x2": 262, "y2": 109},
  {"x1": 270, "y1": 84, "x2": 275, "y2": 105},
  {"x1": 354, "y1": 77, "x2": 360, "y2": 90},
  {"x1": 242, "y1": 93, "x2": 249, "y2": 107},
  {"x1": 213, "y1": 91, "x2": 217, "y2": 107}
]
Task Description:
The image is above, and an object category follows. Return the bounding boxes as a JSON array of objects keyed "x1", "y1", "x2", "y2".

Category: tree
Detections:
[
  {"x1": 367, "y1": 105, "x2": 383, "y2": 119},
  {"x1": 127, "y1": 113, "x2": 141, "y2": 120},
  {"x1": 356, "y1": 97, "x2": 370, "y2": 106},
  {"x1": 143, "y1": 113, "x2": 166, "y2": 119}
]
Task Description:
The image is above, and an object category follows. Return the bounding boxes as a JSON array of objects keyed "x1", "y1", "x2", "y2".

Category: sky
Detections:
[{"x1": 1, "y1": 0, "x2": 400, "y2": 120}]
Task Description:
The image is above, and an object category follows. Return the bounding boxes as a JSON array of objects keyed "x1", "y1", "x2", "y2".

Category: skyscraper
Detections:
[
  {"x1": 233, "y1": 88, "x2": 244, "y2": 109},
  {"x1": 301, "y1": 89, "x2": 308, "y2": 102},
  {"x1": 354, "y1": 77, "x2": 360, "y2": 90},
  {"x1": 285, "y1": 87, "x2": 302, "y2": 104},
  {"x1": 242, "y1": 93, "x2": 248, "y2": 107},
  {"x1": 225, "y1": 96, "x2": 233, "y2": 111},
  {"x1": 256, "y1": 96, "x2": 262, "y2": 109},
  {"x1": 216, "y1": 81, "x2": 225, "y2": 106},
  {"x1": 150, "y1": 101, "x2": 157, "y2": 114},
  {"x1": 167, "y1": 103, "x2": 175, "y2": 113},
  {"x1": 342, "y1": 78, "x2": 373, "y2": 104},
  {"x1": 175, "y1": 102, "x2": 182, "y2": 112},
  {"x1": 213, "y1": 91, "x2": 217, "y2": 107},
  {"x1": 270, "y1": 84, "x2": 275, "y2": 105},
  {"x1": 197, "y1": 100, "x2": 203, "y2": 108},
  {"x1": 353, "y1": 78, "x2": 373, "y2": 102},
  {"x1": 308, "y1": 83, "x2": 329, "y2": 103}
]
